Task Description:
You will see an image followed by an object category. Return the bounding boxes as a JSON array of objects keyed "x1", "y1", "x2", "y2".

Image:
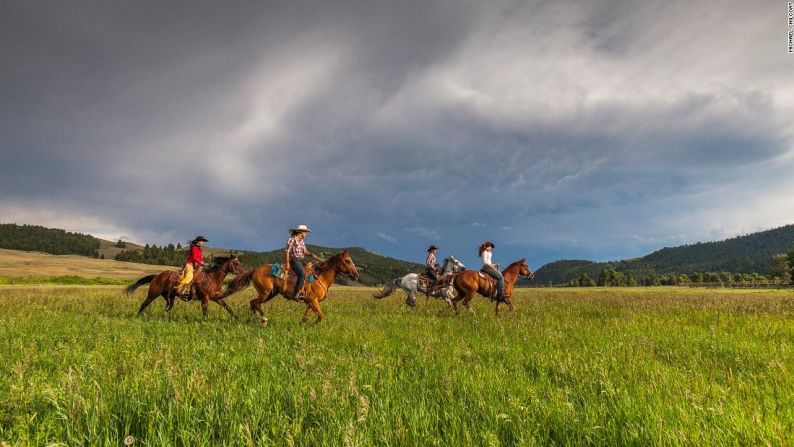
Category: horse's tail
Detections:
[
  {"x1": 124, "y1": 274, "x2": 157, "y2": 296},
  {"x1": 220, "y1": 270, "x2": 255, "y2": 298},
  {"x1": 373, "y1": 277, "x2": 401, "y2": 299}
]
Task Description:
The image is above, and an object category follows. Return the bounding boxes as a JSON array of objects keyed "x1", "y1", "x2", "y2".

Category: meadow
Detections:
[{"x1": 0, "y1": 285, "x2": 792, "y2": 446}]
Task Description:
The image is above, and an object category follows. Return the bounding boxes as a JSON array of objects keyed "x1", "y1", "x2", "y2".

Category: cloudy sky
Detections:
[{"x1": 1, "y1": 0, "x2": 793, "y2": 268}]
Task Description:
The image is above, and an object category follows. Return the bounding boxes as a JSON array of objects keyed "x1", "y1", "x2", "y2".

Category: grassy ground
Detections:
[{"x1": 0, "y1": 286, "x2": 792, "y2": 446}]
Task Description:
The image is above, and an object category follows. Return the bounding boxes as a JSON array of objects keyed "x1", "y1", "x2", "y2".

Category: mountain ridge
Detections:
[{"x1": 530, "y1": 224, "x2": 794, "y2": 285}]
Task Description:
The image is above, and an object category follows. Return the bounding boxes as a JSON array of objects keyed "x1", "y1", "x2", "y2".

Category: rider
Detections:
[
  {"x1": 479, "y1": 241, "x2": 504, "y2": 301},
  {"x1": 285, "y1": 224, "x2": 320, "y2": 299},
  {"x1": 176, "y1": 235, "x2": 207, "y2": 296},
  {"x1": 425, "y1": 245, "x2": 440, "y2": 284}
]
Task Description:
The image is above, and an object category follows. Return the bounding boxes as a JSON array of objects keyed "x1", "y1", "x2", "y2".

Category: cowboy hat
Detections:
[
  {"x1": 427, "y1": 245, "x2": 439, "y2": 252},
  {"x1": 192, "y1": 235, "x2": 209, "y2": 243},
  {"x1": 483, "y1": 241, "x2": 495, "y2": 248},
  {"x1": 289, "y1": 224, "x2": 312, "y2": 234}
]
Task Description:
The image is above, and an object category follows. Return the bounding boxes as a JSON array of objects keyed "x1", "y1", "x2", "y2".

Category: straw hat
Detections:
[{"x1": 289, "y1": 224, "x2": 312, "y2": 234}]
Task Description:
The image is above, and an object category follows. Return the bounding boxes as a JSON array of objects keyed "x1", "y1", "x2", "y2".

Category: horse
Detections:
[
  {"x1": 372, "y1": 256, "x2": 466, "y2": 307},
  {"x1": 451, "y1": 258, "x2": 534, "y2": 315},
  {"x1": 125, "y1": 255, "x2": 245, "y2": 317},
  {"x1": 219, "y1": 250, "x2": 359, "y2": 324}
]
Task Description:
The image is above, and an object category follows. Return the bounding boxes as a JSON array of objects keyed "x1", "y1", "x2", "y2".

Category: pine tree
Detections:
[{"x1": 773, "y1": 252, "x2": 792, "y2": 284}]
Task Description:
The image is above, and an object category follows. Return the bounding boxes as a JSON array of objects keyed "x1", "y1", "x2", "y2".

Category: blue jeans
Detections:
[
  {"x1": 482, "y1": 264, "x2": 504, "y2": 295},
  {"x1": 290, "y1": 258, "x2": 306, "y2": 295},
  {"x1": 426, "y1": 267, "x2": 438, "y2": 281}
]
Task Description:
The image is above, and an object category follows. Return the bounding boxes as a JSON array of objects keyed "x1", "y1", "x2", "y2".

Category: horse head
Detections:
[
  {"x1": 324, "y1": 249, "x2": 359, "y2": 280},
  {"x1": 228, "y1": 254, "x2": 245, "y2": 276},
  {"x1": 340, "y1": 249, "x2": 360, "y2": 280},
  {"x1": 518, "y1": 258, "x2": 534, "y2": 280},
  {"x1": 444, "y1": 256, "x2": 466, "y2": 273}
]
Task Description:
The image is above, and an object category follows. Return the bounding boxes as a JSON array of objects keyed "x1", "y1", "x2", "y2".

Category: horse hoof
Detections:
[{"x1": 261, "y1": 317, "x2": 269, "y2": 326}]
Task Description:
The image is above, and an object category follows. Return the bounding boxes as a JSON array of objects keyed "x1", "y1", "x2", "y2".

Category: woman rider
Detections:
[
  {"x1": 479, "y1": 241, "x2": 504, "y2": 301},
  {"x1": 425, "y1": 245, "x2": 440, "y2": 284},
  {"x1": 176, "y1": 235, "x2": 208, "y2": 296},
  {"x1": 285, "y1": 224, "x2": 320, "y2": 299}
]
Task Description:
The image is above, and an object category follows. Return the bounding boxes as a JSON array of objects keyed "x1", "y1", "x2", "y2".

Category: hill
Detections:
[
  {"x1": 532, "y1": 224, "x2": 794, "y2": 285},
  {"x1": 0, "y1": 223, "x2": 100, "y2": 257},
  {"x1": 0, "y1": 222, "x2": 426, "y2": 286},
  {"x1": 0, "y1": 248, "x2": 171, "y2": 280}
]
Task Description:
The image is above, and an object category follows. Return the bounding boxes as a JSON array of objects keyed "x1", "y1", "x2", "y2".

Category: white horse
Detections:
[{"x1": 373, "y1": 256, "x2": 466, "y2": 307}]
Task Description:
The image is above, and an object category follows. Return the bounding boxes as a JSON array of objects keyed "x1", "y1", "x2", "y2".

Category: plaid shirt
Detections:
[
  {"x1": 286, "y1": 236, "x2": 307, "y2": 259},
  {"x1": 425, "y1": 252, "x2": 436, "y2": 268}
]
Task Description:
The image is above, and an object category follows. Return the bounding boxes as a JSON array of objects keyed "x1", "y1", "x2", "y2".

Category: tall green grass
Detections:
[
  {"x1": 0, "y1": 276, "x2": 130, "y2": 286},
  {"x1": 0, "y1": 286, "x2": 791, "y2": 446}
]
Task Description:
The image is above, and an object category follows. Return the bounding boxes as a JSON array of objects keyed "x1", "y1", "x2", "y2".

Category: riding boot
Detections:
[
  {"x1": 176, "y1": 284, "x2": 191, "y2": 301},
  {"x1": 429, "y1": 279, "x2": 441, "y2": 295},
  {"x1": 292, "y1": 281, "x2": 306, "y2": 301}
]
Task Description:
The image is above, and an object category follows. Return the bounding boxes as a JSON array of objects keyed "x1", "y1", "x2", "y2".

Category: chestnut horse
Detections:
[
  {"x1": 219, "y1": 250, "x2": 359, "y2": 324},
  {"x1": 451, "y1": 258, "x2": 534, "y2": 315},
  {"x1": 126, "y1": 255, "x2": 245, "y2": 317}
]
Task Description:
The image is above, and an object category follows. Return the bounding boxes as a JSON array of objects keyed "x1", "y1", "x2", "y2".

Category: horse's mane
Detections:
[
  {"x1": 502, "y1": 259, "x2": 525, "y2": 273},
  {"x1": 206, "y1": 256, "x2": 233, "y2": 273},
  {"x1": 313, "y1": 252, "x2": 345, "y2": 274}
]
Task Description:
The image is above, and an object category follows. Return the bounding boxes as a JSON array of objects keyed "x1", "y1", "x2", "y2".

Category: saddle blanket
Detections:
[{"x1": 271, "y1": 263, "x2": 314, "y2": 283}]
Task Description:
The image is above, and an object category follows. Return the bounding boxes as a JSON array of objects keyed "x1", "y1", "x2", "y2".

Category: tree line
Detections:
[
  {"x1": 114, "y1": 243, "x2": 187, "y2": 266},
  {"x1": 564, "y1": 268, "x2": 785, "y2": 287},
  {"x1": 0, "y1": 223, "x2": 100, "y2": 257}
]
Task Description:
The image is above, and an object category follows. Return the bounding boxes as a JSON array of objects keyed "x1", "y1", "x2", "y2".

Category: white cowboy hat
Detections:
[{"x1": 289, "y1": 224, "x2": 312, "y2": 233}]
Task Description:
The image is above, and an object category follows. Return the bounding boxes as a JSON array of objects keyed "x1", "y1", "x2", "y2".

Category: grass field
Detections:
[{"x1": 0, "y1": 286, "x2": 792, "y2": 446}]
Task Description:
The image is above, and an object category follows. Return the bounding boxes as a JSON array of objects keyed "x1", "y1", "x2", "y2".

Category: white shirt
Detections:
[{"x1": 481, "y1": 250, "x2": 493, "y2": 266}]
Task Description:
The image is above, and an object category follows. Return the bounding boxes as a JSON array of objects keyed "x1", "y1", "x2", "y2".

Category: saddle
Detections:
[
  {"x1": 271, "y1": 262, "x2": 316, "y2": 283},
  {"x1": 478, "y1": 268, "x2": 501, "y2": 300},
  {"x1": 173, "y1": 270, "x2": 206, "y2": 301}
]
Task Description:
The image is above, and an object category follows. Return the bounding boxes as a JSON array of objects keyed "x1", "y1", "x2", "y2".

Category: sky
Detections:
[{"x1": 1, "y1": 0, "x2": 793, "y2": 269}]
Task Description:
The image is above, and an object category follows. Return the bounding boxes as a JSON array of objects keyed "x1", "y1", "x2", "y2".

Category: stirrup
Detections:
[{"x1": 174, "y1": 288, "x2": 191, "y2": 301}]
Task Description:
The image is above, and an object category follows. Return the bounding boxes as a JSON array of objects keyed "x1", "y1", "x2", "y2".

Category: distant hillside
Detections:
[
  {"x1": 0, "y1": 223, "x2": 100, "y2": 257},
  {"x1": 0, "y1": 248, "x2": 169, "y2": 280},
  {"x1": 0, "y1": 223, "x2": 425, "y2": 286},
  {"x1": 532, "y1": 224, "x2": 794, "y2": 285},
  {"x1": 96, "y1": 239, "x2": 145, "y2": 259}
]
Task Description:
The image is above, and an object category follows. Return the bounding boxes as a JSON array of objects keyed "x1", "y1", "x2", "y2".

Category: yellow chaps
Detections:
[{"x1": 177, "y1": 263, "x2": 194, "y2": 293}]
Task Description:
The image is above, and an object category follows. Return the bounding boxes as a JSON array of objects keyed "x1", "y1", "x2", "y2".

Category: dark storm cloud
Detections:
[{"x1": 1, "y1": 0, "x2": 792, "y2": 268}]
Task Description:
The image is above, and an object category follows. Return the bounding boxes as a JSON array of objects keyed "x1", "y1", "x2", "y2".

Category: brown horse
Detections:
[
  {"x1": 451, "y1": 258, "x2": 534, "y2": 315},
  {"x1": 219, "y1": 250, "x2": 359, "y2": 324},
  {"x1": 126, "y1": 255, "x2": 245, "y2": 317}
]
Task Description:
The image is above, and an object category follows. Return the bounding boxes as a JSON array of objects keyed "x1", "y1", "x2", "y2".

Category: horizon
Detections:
[
  {"x1": 2, "y1": 1, "x2": 793, "y2": 270},
  {"x1": 3, "y1": 220, "x2": 791, "y2": 270}
]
